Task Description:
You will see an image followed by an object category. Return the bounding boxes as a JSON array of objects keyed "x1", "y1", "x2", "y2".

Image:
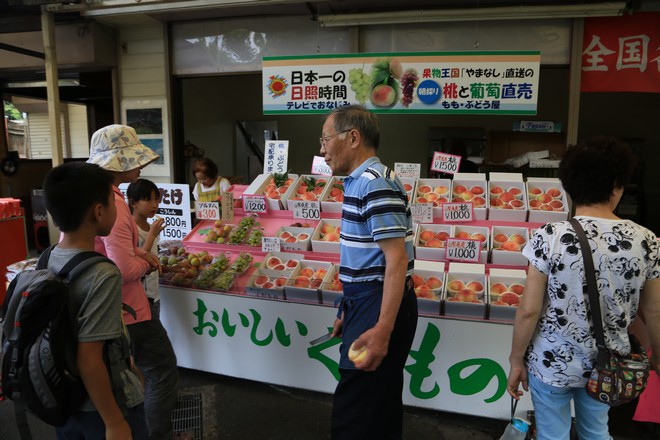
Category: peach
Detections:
[
  {"x1": 452, "y1": 197, "x2": 465, "y2": 203},
  {"x1": 273, "y1": 264, "x2": 286, "y2": 271},
  {"x1": 490, "y1": 283, "x2": 508, "y2": 295},
  {"x1": 471, "y1": 233, "x2": 487, "y2": 242},
  {"x1": 528, "y1": 187, "x2": 542, "y2": 196},
  {"x1": 297, "y1": 233, "x2": 310, "y2": 241},
  {"x1": 447, "y1": 279, "x2": 465, "y2": 293},
  {"x1": 493, "y1": 233, "x2": 508, "y2": 243},
  {"x1": 499, "y1": 241, "x2": 521, "y2": 252},
  {"x1": 460, "y1": 191, "x2": 475, "y2": 201},
  {"x1": 254, "y1": 275, "x2": 269, "y2": 287},
  {"x1": 509, "y1": 283, "x2": 525, "y2": 295},
  {"x1": 473, "y1": 196, "x2": 486, "y2": 207},
  {"x1": 415, "y1": 285, "x2": 434, "y2": 299},
  {"x1": 499, "y1": 192, "x2": 515, "y2": 203},
  {"x1": 509, "y1": 234, "x2": 526, "y2": 245},
  {"x1": 501, "y1": 203, "x2": 514, "y2": 210},
  {"x1": 426, "y1": 193, "x2": 439, "y2": 202},
  {"x1": 550, "y1": 200, "x2": 564, "y2": 210},
  {"x1": 417, "y1": 185, "x2": 432, "y2": 194},
  {"x1": 490, "y1": 199, "x2": 504, "y2": 208},
  {"x1": 434, "y1": 186, "x2": 449, "y2": 195},
  {"x1": 310, "y1": 279, "x2": 322, "y2": 289},
  {"x1": 536, "y1": 194, "x2": 553, "y2": 203},
  {"x1": 490, "y1": 186, "x2": 504, "y2": 196},
  {"x1": 348, "y1": 342, "x2": 368, "y2": 364},
  {"x1": 294, "y1": 276, "x2": 311, "y2": 288},
  {"x1": 279, "y1": 231, "x2": 292, "y2": 240},
  {"x1": 446, "y1": 297, "x2": 462, "y2": 302},
  {"x1": 285, "y1": 236, "x2": 297, "y2": 243},
  {"x1": 411, "y1": 274, "x2": 425, "y2": 288},
  {"x1": 466, "y1": 281, "x2": 484, "y2": 293},
  {"x1": 285, "y1": 259, "x2": 299, "y2": 269},
  {"x1": 491, "y1": 300, "x2": 509, "y2": 306},
  {"x1": 509, "y1": 187, "x2": 522, "y2": 197},
  {"x1": 262, "y1": 281, "x2": 275, "y2": 289},
  {"x1": 323, "y1": 232, "x2": 340, "y2": 242},
  {"x1": 416, "y1": 196, "x2": 429, "y2": 204},
  {"x1": 321, "y1": 223, "x2": 336, "y2": 234},
  {"x1": 419, "y1": 230, "x2": 435, "y2": 243},
  {"x1": 266, "y1": 256, "x2": 282, "y2": 269},
  {"x1": 334, "y1": 193, "x2": 344, "y2": 202},
  {"x1": 312, "y1": 268, "x2": 327, "y2": 280},
  {"x1": 540, "y1": 204, "x2": 554, "y2": 211},
  {"x1": 452, "y1": 185, "x2": 467, "y2": 195},
  {"x1": 277, "y1": 186, "x2": 288, "y2": 194},
  {"x1": 330, "y1": 188, "x2": 343, "y2": 198},
  {"x1": 275, "y1": 277, "x2": 288, "y2": 287},
  {"x1": 313, "y1": 186, "x2": 325, "y2": 195},
  {"x1": 546, "y1": 188, "x2": 562, "y2": 199},
  {"x1": 425, "y1": 239, "x2": 445, "y2": 248},
  {"x1": 265, "y1": 183, "x2": 277, "y2": 192},
  {"x1": 435, "y1": 231, "x2": 450, "y2": 241},
  {"x1": 510, "y1": 199, "x2": 524, "y2": 209},
  {"x1": 302, "y1": 192, "x2": 318, "y2": 201},
  {"x1": 266, "y1": 191, "x2": 280, "y2": 199},
  {"x1": 470, "y1": 186, "x2": 485, "y2": 195},
  {"x1": 456, "y1": 288, "x2": 478, "y2": 302},
  {"x1": 403, "y1": 183, "x2": 413, "y2": 192},
  {"x1": 437, "y1": 197, "x2": 449, "y2": 204},
  {"x1": 529, "y1": 199, "x2": 542, "y2": 209},
  {"x1": 300, "y1": 267, "x2": 314, "y2": 278},
  {"x1": 501, "y1": 291, "x2": 520, "y2": 306},
  {"x1": 455, "y1": 231, "x2": 470, "y2": 239},
  {"x1": 426, "y1": 276, "x2": 443, "y2": 290},
  {"x1": 297, "y1": 186, "x2": 308, "y2": 195}
]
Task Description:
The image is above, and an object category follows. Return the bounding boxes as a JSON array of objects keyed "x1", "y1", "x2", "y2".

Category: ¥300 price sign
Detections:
[
  {"x1": 446, "y1": 238, "x2": 481, "y2": 263},
  {"x1": 243, "y1": 195, "x2": 267, "y2": 214},
  {"x1": 195, "y1": 201, "x2": 220, "y2": 220},
  {"x1": 430, "y1": 152, "x2": 462, "y2": 174},
  {"x1": 442, "y1": 202, "x2": 473, "y2": 222},
  {"x1": 292, "y1": 200, "x2": 321, "y2": 220}
]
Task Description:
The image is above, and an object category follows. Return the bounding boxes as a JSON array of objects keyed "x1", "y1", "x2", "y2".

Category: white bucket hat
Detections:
[{"x1": 87, "y1": 124, "x2": 160, "y2": 172}]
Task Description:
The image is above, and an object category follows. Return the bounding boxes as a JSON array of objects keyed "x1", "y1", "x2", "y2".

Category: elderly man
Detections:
[{"x1": 320, "y1": 105, "x2": 418, "y2": 440}]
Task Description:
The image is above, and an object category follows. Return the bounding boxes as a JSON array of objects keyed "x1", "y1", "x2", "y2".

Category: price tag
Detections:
[
  {"x1": 446, "y1": 238, "x2": 481, "y2": 263},
  {"x1": 394, "y1": 162, "x2": 421, "y2": 178},
  {"x1": 430, "y1": 151, "x2": 462, "y2": 174},
  {"x1": 311, "y1": 156, "x2": 333, "y2": 176},
  {"x1": 262, "y1": 237, "x2": 281, "y2": 253},
  {"x1": 291, "y1": 200, "x2": 321, "y2": 220},
  {"x1": 243, "y1": 195, "x2": 267, "y2": 213},
  {"x1": 221, "y1": 191, "x2": 234, "y2": 222},
  {"x1": 195, "y1": 201, "x2": 220, "y2": 220},
  {"x1": 441, "y1": 202, "x2": 474, "y2": 223},
  {"x1": 410, "y1": 203, "x2": 433, "y2": 224}
]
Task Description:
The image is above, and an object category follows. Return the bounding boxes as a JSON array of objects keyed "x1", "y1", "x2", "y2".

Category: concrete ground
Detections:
[{"x1": 0, "y1": 367, "x2": 655, "y2": 439}]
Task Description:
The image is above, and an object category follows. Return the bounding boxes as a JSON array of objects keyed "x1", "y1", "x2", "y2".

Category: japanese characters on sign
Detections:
[
  {"x1": 243, "y1": 195, "x2": 268, "y2": 214},
  {"x1": 195, "y1": 201, "x2": 220, "y2": 221},
  {"x1": 119, "y1": 183, "x2": 192, "y2": 240},
  {"x1": 442, "y1": 202, "x2": 474, "y2": 223},
  {"x1": 581, "y1": 12, "x2": 660, "y2": 93},
  {"x1": 261, "y1": 237, "x2": 281, "y2": 253},
  {"x1": 221, "y1": 191, "x2": 234, "y2": 222},
  {"x1": 410, "y1": 203, "x2": 434, "y2": 224},
  {"x1": 431, "y1": 152, "x2": 462, "y2": 174},
  {"x1": 311, "y1": 155, "x2": 333, "y2": 176},
  {"x1": 263, "y1": 140, "x2": 289, "y2": 174},
  {"x1": 394, "y1": 162, "x2": 421, "y2": 178},
  {"x1": 446, "y1": 238, "x2": 481, "y2": 263},
  {"x1": 263, "y1": 52, "x2": 541, "y2": 114},
  {"x1": 291, "y1": 200, "x2": 321, "y2": 220}
]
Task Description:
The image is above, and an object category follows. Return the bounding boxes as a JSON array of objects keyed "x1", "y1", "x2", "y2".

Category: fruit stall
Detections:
[{"x1": 159, "y1": 171, "x2": 568, "y2": 419}]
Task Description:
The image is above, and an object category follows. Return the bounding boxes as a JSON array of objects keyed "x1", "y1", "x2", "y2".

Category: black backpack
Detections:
[{"x1": 1, "y1": 247, "x2": 119, "y2": 435}]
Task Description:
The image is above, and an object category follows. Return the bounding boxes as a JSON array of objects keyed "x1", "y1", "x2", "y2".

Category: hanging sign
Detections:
[
  {"x1": 446, "y1": 238, "x2": 481, "y2": 263},
  {"x1": 243, "y1": 195, "x2": 268, "y2": 214},
  {"x1": 581, "y1": 12, "x2": 660, "y2": 93},
  {"x1": 442, "y1": 202, "x2": 474, "y2": 223},
  {"x1": 311, "y1": 156, "x2": 333, "y2": 176},
  {"x1": 264, "y1": 140, "x2": 289, "y2": 174},
  {"x1": 263, "y1": 51, "x2": 540, "y2": 114},
  {"x1": 430, "y1": 152, "x2": 462, "y2": 174},
  {"x1": 394, "y1": 162, "x2": 421, "y2": 178}
]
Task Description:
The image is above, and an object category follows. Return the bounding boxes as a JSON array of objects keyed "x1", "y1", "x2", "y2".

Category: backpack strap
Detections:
[{"x1": 57, "y1": 251, "x2": 114, "y2": 281}]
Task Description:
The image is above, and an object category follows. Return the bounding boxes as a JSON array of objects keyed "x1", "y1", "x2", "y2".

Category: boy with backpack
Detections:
[{"x1": 2, "y1": 162, "x2": 147, "y2": 439}]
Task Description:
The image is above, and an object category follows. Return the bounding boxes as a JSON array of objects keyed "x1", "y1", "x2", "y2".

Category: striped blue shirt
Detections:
[{"x1": 339, "y1": 157, "x2": 415, "y2": 283}]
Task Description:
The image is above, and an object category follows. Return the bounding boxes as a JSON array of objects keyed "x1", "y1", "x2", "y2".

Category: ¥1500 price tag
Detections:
[
  {"x1": 430, "y1": 151, "x2": 462, "y2": 174},
  {"x1": 410, "y1": 203, "x2": 433, "y2": 224},
  {"x1": 195, "y1": 201, "x2": 220, "y2": 220},
  {"x1": 446, "y1": 238, "x2": 481, "y2": 263},
  {"x1": 243, "y1": 195, "x2": 267, "y2": 213},
  {"x1": 442, "y1": 202, "x2": 473, "y2": 223},
  {"x1": 292, "y1": 200, "x2": 321, "y2": 220},
  {"x1": 262, "y1": 237, "x2": 281, "y2": 253}
]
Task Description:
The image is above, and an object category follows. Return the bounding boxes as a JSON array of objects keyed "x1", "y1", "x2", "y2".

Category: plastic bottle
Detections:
[{"x1": 499, "y1": 417, "x2": 530, "y2": 440}]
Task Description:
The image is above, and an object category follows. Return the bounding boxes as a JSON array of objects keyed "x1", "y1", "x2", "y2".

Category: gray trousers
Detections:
[{"x1": 128, "y1": 318, "x2": 179, "y2": 440}]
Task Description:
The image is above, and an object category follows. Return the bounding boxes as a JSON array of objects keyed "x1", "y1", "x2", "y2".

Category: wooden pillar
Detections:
[{"x1": 566, "y1": 18, "x2": 584, "y2": 148}]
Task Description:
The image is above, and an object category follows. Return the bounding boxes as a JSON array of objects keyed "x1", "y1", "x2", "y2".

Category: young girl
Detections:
[
  {"x1": 127, "y1": 178, "x2": 165, "y2": 320},
  {"x1": 192, "y1": 157, "x2": 231, "y2": 202}
]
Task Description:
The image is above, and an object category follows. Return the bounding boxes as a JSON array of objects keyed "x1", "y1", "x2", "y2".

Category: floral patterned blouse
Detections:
[{"x1": 522, "y1": 216, "x2": 660, "y2": 387}]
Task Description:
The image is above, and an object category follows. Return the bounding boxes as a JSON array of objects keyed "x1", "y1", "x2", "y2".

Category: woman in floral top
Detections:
[{"x1": 506, "y1": 137, "x2": 660, "y2": 440}]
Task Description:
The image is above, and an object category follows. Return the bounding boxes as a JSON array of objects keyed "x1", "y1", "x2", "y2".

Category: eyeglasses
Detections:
[{"x1": 319, "y1": 129, "x2": 352, "y2": 147}]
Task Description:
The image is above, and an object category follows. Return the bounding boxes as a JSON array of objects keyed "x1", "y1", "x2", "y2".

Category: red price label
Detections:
[
  {"x1": 446, "y1": 238, "x2": 480, "y2": 263},
  {"x1": 442, "y1": 202, "x2": 474, "y2": 223},
  {"x1": 430, "y1": 152, "x2": 462, "y2": 174},
  {"x1": 195, "y1": 201, "x2": 220, "y2": 220},
  {"x1": 243, "y1": 195, "x2": 267, "y2": 213}
]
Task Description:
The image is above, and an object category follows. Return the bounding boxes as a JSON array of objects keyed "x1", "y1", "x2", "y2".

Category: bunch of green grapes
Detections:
[
  {"x1": 245, "y1": 228, "x2": 264, "y2": 247},
  {"x1": 228, "y1": 216, "x2": 258, "y2": 244},
  {"x1": 210, "y1": 271, "x2": 236, "y2": 291},
  {"x1": 230, "y1": 252, "x2": 254, "y2": 273},
  {"x1": 348, "y1": 68, "x2": 371, "y2": 105},
  {"x1": 193, "y1": 267, "x2": 221, "y2": 288},
  {"x1": 211, "y1": 254, "x2": 229, "y2": 271}
]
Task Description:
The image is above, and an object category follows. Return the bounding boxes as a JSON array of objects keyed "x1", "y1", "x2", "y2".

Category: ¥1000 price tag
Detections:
[
  {"x1": 446, "y1": 238, "x2": 481, "y2": 263},
  {"x1": 243, "y1": 195, "x2": 267, "y2": 213},
  {"x1": 292, "y1": 200, "x2": 321, "y2": 220},
  {"x1": 410, "y1": 203, "x2": 433, "y2": 224},
  {"x1": 195, "y1": 201, "x2": 220, "y2": 220},
  {"x1": 442, "y1": 202, "x2": 473, "y2": 223},
  {"x1": 262, "y1": 237, "x2": 281, "y2": 253},
  {"x1": 430, "y1": 151, "x2": 462, "y2": 174}
]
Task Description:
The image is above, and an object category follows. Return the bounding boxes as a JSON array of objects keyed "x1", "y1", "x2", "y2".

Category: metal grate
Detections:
[{"x1": 172, "y1": 393, "x2": 203, "y2": 440}]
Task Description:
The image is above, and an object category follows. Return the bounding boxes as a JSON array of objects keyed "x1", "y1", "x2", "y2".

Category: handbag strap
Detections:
[{"x1": 569, "y1": 218, "x2": 607, "y2": 351}]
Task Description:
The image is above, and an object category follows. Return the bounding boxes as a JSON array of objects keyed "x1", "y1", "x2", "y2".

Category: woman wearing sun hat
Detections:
[{"x1": 88, "y1": 124, "x2": 179, "y2": 440}]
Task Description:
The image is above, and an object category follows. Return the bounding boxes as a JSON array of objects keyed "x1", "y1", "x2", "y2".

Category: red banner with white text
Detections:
[{"x1": 581, "y1": 12, "x2": 660, "y2": 93}]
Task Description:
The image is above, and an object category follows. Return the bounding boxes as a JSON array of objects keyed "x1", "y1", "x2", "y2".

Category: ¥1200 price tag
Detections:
[
  {"x1": 243, "y1": 195, "x2": 267, "y2": 213},
  {"x1": 430, "y1": 151, "x2": 462, "y2": 174},
  {"x1": 291, "y1": 200, "x2": 321, "y2": 220},
  {"x1": 410, "y1": 203, "x2": 433, "y2": 224},
  {"x1": 446, "y1": 238, "x2": 481, "y2": 263},
  {"x1": 442, "y1": 202, "x2": 473, "y2": 223},
  {"x1": 195, "y1": 201, "x2": 220, "y2": 220},
  {"x1": 262, "y1": 237, "x2": 281, "y2": 253}
]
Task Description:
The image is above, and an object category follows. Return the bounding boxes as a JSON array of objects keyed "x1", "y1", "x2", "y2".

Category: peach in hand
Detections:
[{"x1": 348, "y1": 341, "x2": 368, "y2": 364}]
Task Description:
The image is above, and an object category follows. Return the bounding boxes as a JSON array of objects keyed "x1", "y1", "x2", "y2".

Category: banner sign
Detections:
[
  {"x1": 581, "y1": 12, "x2": 660, "y2": 93},
  {"x1": 263, "y1": 51, "x2": 541, "y2": 114}
]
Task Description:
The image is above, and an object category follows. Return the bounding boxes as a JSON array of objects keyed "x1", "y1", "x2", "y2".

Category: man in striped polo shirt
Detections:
[{"x1": 320, "y1": 105, "x2": 418, "y2": 440}]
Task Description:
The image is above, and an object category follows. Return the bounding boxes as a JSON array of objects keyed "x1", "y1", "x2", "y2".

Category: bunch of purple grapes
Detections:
[{"x1": 400, "y1": 69, "x2": 419, "y2": 108}]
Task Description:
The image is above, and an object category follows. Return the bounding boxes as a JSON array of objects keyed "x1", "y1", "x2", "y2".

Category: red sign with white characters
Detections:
[{"x1": 581, "y1": 12, "x2": 660, "y2": 93}]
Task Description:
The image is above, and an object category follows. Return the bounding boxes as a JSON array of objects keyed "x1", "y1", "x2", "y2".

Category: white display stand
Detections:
[{"x1": 161, "y1": 286, "x2": 533, "y2": 420}]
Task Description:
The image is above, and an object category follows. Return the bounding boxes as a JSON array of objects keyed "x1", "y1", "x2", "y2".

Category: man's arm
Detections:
[
  {"x1": 77, "y1": 341, "x2": 132, "y2": 440},
  {"x1": 506, "y1": 265, "x2": 547, "y2": 399},
  {"x1": 352, "y1": 236, "x2": 408, "y2": 372},
  {"x1": 639, "y1": 278, "x2": 660, "y2": 374}
]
